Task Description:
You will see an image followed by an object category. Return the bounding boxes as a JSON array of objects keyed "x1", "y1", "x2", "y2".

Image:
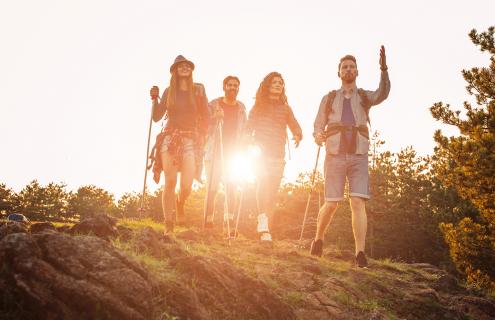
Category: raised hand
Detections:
[
  {"x1": 150, "y1": 86, "x2": 159, "y2": 100},
  {"x1": 379, "y1": 45, "x2": 387, "y2": 71}
]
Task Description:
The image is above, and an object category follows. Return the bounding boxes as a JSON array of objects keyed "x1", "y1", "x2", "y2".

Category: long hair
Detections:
[
  {"x1": 252, "y1": 72, "x2": 288, "y2": 113},
  {"x1": 166, "y1": 71, "x2": 195, "y2": 109}
]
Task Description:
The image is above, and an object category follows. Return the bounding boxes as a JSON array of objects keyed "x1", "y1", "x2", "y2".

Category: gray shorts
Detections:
[
  {"x1": 160, "y1": 135, "x2": 195, "y2": 156},
  {"x1": 324, "y1": 153, "x2": 370, "y2": 201}
]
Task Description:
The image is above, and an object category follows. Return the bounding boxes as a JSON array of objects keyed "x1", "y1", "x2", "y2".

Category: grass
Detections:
[
  {"x1": 52, "y1": 221, "x2": 74, "y2": 228},
  {"x1": 109, "y1": 218, "x2": 488, "y2": 320},
  {"x1": 112, "y1": 237, "x2": 178, "y2": 283},
  {"x1": 118, "y1": 218, "x2": 165, "y2": 232},
  {"x1": 283, "y1": 291, "x2": 306, "y2": 307}
]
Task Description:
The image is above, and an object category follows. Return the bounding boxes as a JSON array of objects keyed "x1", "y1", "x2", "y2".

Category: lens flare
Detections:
[{"x1": 228, "y1": 145, "x2": 261, "y2": 183}]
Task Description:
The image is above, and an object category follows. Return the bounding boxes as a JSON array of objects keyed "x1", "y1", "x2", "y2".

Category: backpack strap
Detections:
[
  {"x1": 326, "y1": 89, "x2": 371, "y2": 125},
  {"x1": 357, "y1": 88, "x2": 371, "y2": 125},
  {"x1": 325, "y1": 90, "x2": 337, "y2": 117}
]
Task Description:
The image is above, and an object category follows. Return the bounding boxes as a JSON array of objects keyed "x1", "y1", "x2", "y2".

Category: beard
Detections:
[
  {"x1": 342, "y1": 73, "x2": 356, "y2": 84},
  {"x1": 226, "y1": 90, "x2": 237, "y2": 99}
]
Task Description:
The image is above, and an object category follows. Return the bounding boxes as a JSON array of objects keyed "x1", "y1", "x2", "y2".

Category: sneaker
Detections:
[
  {"x1": 356, "y1": 251, "x2": 368, "y2": 268},
  {"x1": 310, "y1": 239, "x2": 323, "y2": 257},
  {"x1": 257, "y1": 213, "x2": 269, "y2": 233},
  {"x1": 260, "y1": 232, "x2": 272, "y2": 242}
]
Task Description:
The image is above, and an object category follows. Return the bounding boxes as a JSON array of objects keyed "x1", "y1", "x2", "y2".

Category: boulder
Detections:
[
  {"x1": 30, "y1": 222, "x2": 56, "y2": 234},
  {"x1": 0, "y1": 231, "x2": 153, "y2": 320},
  {"x1": 70, "y1": 215, "x2": 118, "y2": 240},
  {"x1": 0, "y1": 221, "x2": 28, "y2": 240}
]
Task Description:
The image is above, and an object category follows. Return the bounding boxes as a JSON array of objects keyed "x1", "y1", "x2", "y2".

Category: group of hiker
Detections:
[{"x1": 149, "y1": 46, "x2": 390, "y2": 267}]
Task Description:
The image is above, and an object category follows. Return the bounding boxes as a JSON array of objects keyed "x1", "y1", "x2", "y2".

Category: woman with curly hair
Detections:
[
  {"x1": 149, "y1": 55, "x2": 209, "y2": 233},
  {"x1": 245, "y1": 72, "x2": 303, "y2": 242}
]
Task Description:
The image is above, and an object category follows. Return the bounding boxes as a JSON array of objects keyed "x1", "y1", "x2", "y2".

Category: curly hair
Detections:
[{"x1": 252, "y1": 72, "x2": 288, "y2": 112}]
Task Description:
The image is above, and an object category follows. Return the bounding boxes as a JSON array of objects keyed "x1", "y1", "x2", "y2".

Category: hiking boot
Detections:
[
  {"x1": 260, "y1": 232, "x2": 272, "y2": 242},
  {"x1": 257, "y1": 213, "x2": 269, "y2": 233},
  {"x1": 310, "y1": 239, "x2": 323, "y2": 257},
  {"x1": 164, "y1": 221, "x2": 174, "y2": 234},
  {"x1": 176, "y1": 198, "x2": 185, "y2": 225},
  {"x1": 356, "y1": 251, "x2": 368, "y2": 268}
]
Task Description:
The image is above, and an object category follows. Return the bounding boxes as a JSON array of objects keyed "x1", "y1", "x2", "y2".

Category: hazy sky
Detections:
[{"x1": 1, "y1": 0, "x2": 493, "y2": 199}]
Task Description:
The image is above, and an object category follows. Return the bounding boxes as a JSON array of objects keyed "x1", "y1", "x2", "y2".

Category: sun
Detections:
[{"x1": 227, "y1": 145, "x2": 261, "y2": 184}]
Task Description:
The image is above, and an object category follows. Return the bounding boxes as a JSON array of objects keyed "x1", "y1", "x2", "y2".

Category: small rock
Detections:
[
  {"x1": 30, "y1": 222, "x2": 56, "y2": 233},
  {"x1": 302, "y1": 263, "x2": 322, "y2": 275},
  {"x1": 305, "y1": 292, "x2": 326, "y2": 310},
  {"x1": 414, "y1": 288, "x2": 440, "y2": 302},
  {"x1": 313, "y1": 291, "x2": 338, "y2": 306},
  {"x1": 70, "y1": 215, "x2": 118, "y2": 240},
  {"x1": 432, "y1": 273, "x2": 460, "y2": 292}
]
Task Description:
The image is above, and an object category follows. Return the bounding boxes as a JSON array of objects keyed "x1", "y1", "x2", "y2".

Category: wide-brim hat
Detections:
[{"x1": 170, "y1": 55, "x2": 195, "y2": 73}]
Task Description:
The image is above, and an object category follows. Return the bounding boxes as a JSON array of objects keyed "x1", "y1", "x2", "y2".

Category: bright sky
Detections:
[{"x1": 1, "y1": 0, "x2": 493, "y2": 199}]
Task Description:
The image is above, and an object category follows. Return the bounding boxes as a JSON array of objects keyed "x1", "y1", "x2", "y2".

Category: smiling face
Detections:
[
  {"x1": 338, "y1": 58, "x2": 358, "y2": 83},
  {"x1": 176, "y1": 62, "x2": 193, "y2": 77},
  {"x1": 269, "y1": 76, "x2": 284, "y2": 96}
]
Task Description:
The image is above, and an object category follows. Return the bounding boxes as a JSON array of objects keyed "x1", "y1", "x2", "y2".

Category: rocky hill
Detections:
[{"x1": 1, "y1": 217, "x2": 494, "y2": 320}]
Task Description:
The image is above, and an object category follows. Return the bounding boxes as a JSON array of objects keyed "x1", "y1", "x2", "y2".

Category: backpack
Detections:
[{"x1": 325, "y1": 89, "x2": 371, "y2": 124}]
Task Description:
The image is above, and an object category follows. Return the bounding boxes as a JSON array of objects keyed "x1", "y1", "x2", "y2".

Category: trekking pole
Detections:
[
  {"x1": 139, "y1": 99, "x2": 156, "y2": 216},
  {"x1": 286, "y1": 134, "x2": 292, "y2": 160},
  {"x1": 217, "y1": 121, "x2": 232, "y2": 243},
  {"x1": 233, "y1": 184, "x2": 244, "y2": 240},
  {"x1": 298, "y1": 146, "x2": 321, "y2": 243},
  {"x1": 203, "y1": 120, "x2": 220, "y2": 229}
]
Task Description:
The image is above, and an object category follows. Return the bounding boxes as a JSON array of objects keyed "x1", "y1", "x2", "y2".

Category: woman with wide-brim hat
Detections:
[{"x1": 149, "y1": 55, "x2": 209, "y2": 233}]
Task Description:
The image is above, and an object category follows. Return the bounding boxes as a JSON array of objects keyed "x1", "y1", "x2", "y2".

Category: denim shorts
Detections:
[
  {"x1": 160, "y1": 135, "x2": 195, "y2": 156},
  {"x1": 324, "y1": 153, "x2": 370, "y2": 201}
]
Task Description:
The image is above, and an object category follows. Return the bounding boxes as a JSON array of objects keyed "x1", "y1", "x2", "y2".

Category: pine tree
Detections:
[{"x1": 430, "y1": 26, "x2": 495, "y2": 291}]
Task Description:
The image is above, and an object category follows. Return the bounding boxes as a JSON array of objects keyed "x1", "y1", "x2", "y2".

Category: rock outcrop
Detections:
[{"x1": 0, "y1": 230, "x2": 153, "y2": 320}]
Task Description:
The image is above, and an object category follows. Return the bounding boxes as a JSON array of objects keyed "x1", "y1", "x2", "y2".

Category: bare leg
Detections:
[
  {"x1": 225, "y1": 181, "x2": 237, "y2": 220},
  {"x1": 315, "y1": 201, "x2": 339, "y2": 241},
  {"x1": 161, "y1": 152, "x2": 178, "y2": 223},
  {"x1": 350, "y1": 197, "x2": 367, "y2": 254},
  {"x1": 178, "y1": 152, "x2": 195, "y2": 216},
  {"x1": 204, "y1": 160, "x2": 220, "y2": 223}
]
